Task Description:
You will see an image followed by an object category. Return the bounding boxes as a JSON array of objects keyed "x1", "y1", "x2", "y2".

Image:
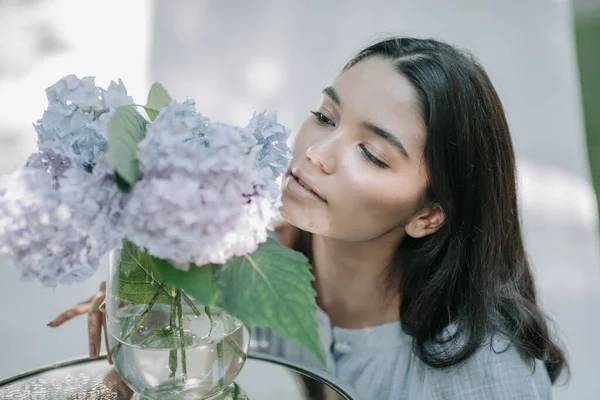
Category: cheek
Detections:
[
  {"x1": 290, "y1": 119, "x2": 315, "y2": 157},
  {"x1": 334, "y1": 170, "x2": 427, "y2": 229}
]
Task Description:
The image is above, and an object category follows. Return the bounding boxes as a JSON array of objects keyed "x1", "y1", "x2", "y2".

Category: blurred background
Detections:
[{"x1": 0, "y1": 0, "x2": 599, "y2": 399}]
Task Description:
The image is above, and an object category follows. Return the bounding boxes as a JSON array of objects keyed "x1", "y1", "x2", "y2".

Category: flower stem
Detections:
[
  {"x1": 204, "y1": 305, "x2": 214, "y2": 337},
  {"x1": 182, "y1": 292, "x2": 201, "y2": 316},
  {"x1": 111, "y1": 283, "x2": 165, "y2": 358},
  {"x1": 205, "y1": 307, "x2": 225, "y2": 387},
  {"x1": 168, "y1": 348, "x2": 178, "y2": 378},
  {"x1": 217, "y1": 340, "x2": 225, "y2": 388},
  {"x1": 182, "y1": 293, "x2": 213, "y2": 338},
  {"x1": 94, "y1": 108, "x2": 110, "y2": 119},
  {"x1": 225, "y1": 336, "x2": 247, "y2": 362},
  {"x1": 176, "y1": 290, "x2": 187, "y2": 380},
  {"x1": 130, "y1": 103, "x2": 160, "y2": 113},
  {"x1": 94, "y1": 104, "x2": 160, "y2": 121},
  {"x1": 169, "y1": 289, "x2": 178, "y2": 378}
]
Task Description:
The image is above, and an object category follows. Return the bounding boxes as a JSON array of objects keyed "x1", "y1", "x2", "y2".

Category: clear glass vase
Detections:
[{"x1": 106, "y1": 247, "x2": 250, "y2": 400}]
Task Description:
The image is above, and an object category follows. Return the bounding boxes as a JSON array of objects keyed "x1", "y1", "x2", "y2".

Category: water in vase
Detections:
[{"x1": 109, "y1": 303, "x2": 250, "y2": 400}]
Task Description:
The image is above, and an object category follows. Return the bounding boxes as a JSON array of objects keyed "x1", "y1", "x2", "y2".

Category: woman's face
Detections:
[{"x1": 280, "y1": 57, "x2": 432, "y2": 241}]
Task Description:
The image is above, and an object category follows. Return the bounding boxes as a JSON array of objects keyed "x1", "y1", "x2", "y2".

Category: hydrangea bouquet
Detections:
[{"x1": 0, "y1": 76, "x2": 322, "y2": 398}]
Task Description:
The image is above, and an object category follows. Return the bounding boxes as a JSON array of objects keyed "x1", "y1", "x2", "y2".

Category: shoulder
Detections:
[{"x1": 423, "y1": 335, "x2": 552, "y2": 400}]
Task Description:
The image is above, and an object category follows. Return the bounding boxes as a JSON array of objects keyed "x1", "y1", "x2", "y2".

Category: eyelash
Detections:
[
  {"x1": 359, "y1": 145, "x2": 388, "y2": 169},
  {"x1": 310, "y1": 110, "x2": 389, "y2": 169},
  {"x1": 310, "y1": 110, "x2": 335, "y2": 127}
]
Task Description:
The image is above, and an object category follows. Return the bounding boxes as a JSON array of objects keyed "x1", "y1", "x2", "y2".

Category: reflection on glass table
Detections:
[{"x1": 0, "y1": 353, "x2": 356, "y2": 399}]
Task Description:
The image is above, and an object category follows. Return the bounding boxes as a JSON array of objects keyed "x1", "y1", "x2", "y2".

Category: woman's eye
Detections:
[
  {"x1": 310, "y1": 111, "x2": 335, "y2": 127},
  {"x1": 359, "y1": 144, "x2": 388, "y2": 169}
]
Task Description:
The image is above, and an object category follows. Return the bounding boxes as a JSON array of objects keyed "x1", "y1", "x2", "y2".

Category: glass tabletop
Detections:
[{"x1": 0, "y1": 353, "x2": 356, "y2": 399}]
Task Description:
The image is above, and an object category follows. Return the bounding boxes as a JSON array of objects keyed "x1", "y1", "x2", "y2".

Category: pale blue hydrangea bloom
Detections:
[
  {"x1": 34, "y1": 75, "x2": 133, "y2": 167},
  {"x1": 125, "y1": 100, "x2": 278, "y2": 268},
  {"x1": 101, "y1": 79, "x2": 135, "y2": 109},
  {"x1": 246, "y1": 111, "x2": 291, "y2": 178},
  {"x1": 245, "y1": 111, "x2": 291, "y2": 201},
  {"x1": 0, "y1": 158, "x2": 127, "y2": 286}
]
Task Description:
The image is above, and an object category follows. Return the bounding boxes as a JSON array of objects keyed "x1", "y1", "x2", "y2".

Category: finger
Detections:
[
  {"x1": 47, "y1": 299, "x2": 92, "y2": 327},
  {"x1": 102, "y1": 312, "x2": 113, "y2": 365},
  {"x1": 88, "y1": 291, "x2": 105, "y2": 359}
]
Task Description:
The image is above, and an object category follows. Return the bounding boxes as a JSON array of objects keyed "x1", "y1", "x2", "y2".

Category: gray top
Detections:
[{"x1": 251, "y1": 307, "x2": 552, "y2": 399}]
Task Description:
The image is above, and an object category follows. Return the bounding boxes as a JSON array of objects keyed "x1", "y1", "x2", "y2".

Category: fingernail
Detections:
[
  {"x1": 47, "y1": 320, "x2": 56, "y2": 327},
  {"x1": 90, "y1": 344, "x2": 97, "y2": 358}
]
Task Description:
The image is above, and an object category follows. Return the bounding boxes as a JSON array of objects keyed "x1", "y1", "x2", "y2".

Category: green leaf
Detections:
[
  {"x1": 214, "y1": 238, "x2": 324, "y2": 365},
  {"x1": 146, "y1": 82, "x2": 172, "y2": 121},
  {"x1": 153, "y1": 259, "x2": 216, "y2": 306},
  {"x1": 114, "y1": 172, "x2": 132, "y2": 193},
  {"x1": 115, "y1": 240, "x2": 171, "y2": 305},
  {"x1": 107, "y1": 107, "x2": 147, "y2": 187}
]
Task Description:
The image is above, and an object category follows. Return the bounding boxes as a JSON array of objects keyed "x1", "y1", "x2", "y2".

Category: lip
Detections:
[{"x1": 285, "y1": 170, "x2": 327, "y2": 203}]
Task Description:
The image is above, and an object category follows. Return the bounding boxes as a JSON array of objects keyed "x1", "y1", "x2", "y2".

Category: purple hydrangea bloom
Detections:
[
  {"x1": 124, "y1": 100, "x2": 279, "y2": 268},
  {"x1": 1, "y1": 82, "x2": 292, "y2": 284},
  {"x1": 0, "y1": 158, "x2": 127, "y2": 286},
  {"x1": 25, "y1": 149, "x2": 73, "y2": 189}
]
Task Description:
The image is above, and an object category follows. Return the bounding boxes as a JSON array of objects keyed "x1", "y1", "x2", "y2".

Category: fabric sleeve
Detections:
[{"x1": 423, "y1": 340, "x2": 552, "y2": 400}]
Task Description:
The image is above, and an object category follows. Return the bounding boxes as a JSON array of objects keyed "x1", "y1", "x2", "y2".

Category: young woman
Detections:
[{"x1": 50, "y1": 37, "x2": 567, "y2": 399}]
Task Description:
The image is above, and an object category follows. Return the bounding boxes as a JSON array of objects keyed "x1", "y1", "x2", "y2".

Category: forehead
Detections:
[
  {"x1": 332, "y1": 57, "x2": 426, "y2": 151},
  {"x1": 338, "y1": 57, "x2": 417, "y2": 99}
]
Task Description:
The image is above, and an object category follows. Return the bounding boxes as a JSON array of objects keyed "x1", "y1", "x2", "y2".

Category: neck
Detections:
[{"x1": 312, "y1": 231, "x2": 403, "y2": 329}]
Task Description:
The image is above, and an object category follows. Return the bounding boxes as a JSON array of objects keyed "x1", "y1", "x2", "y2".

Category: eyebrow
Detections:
[
  {"x1": 322, "y1": 86, "x2": 410, "y2": 160},
  {"x1": 322, "y1": 86, "x2": 341, "y2": 106},
  {"x1": 361, "y1": 122, "x2": 410, "y2": 160}
]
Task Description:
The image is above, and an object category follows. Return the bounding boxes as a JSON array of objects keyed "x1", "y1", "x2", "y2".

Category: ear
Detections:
[{"x1": 405, "y1": 203, "x2": 446, "y2": 239}]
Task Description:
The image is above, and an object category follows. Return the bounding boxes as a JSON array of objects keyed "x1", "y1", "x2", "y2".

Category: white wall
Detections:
[
  {"x1": 149, "y1": 1, "x2": 600, "y2": 399},
  {"x1": 0, "y1": 1, "x2": 598, "y2": 399}
]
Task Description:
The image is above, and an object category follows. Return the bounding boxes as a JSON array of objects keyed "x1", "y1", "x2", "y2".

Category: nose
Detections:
[{"x1": 305, "y1": 139, "x2": 336, "y2": 174}]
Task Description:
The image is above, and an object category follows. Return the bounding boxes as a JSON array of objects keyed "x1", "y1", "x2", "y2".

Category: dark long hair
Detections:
[{"x1": 285, "y1": 37, "x2": 567, "y2": 383}]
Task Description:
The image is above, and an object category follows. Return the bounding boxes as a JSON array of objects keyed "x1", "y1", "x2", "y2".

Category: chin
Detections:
[{"x1": 280, "y1": 200, "x2": 331, "y2": 236}]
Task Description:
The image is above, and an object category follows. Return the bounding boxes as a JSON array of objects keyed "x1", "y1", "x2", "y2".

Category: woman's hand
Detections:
[{"x1": 47, "y1": 281, "x2": 112, "y2": 364}]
